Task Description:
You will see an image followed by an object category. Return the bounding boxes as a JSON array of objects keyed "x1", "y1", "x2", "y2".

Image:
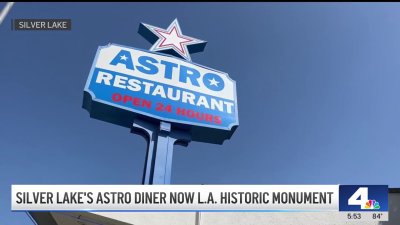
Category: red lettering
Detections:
[
  {"x1": 111, "y1": 93, "x2": 152, "y2": 109},
  {"x1": 187, "y1": 110, "x2": 195, "y2": 118},
  {"x1": 142, "y1": 99, "x2": 152, "y2": 109},
  {"x1": 175, "y1": 107, "x2": 222, "y2": 125},
  {"x1": 123, "y1": 95, "x2": 132, "y2": 103},
  {"x1": 133, "y1": 97, "x2": 141, "y2": 106},
  {"x1": 205, "y1": 114, "x2": 213, "y2": 122},
  {"x1": 195, "y1": 112, "x2": 205, "y2": 120},
  {"x1": 176, "y1": 107, "x2": 185, "y2": 115},
  {"x1": 214, "y1": 116, "x2": 222, "y2": 124},
  {"x1": 156, "y1": 103, "x2": 163, "y2": 111},
  {"x1": 112, "y1": 93, "x2": 122, "y2": 102},
  {"x1": 165, "y1": 105, "x2": 172, "y2": 113}
]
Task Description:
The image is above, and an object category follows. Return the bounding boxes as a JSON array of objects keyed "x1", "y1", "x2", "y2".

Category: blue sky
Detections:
[{"x1": 1, "y1": 3, "x2": 400, "y2": 224}]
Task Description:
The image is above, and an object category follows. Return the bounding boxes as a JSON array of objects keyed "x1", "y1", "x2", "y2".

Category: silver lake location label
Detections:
[{"x1": 13, "y1": 19, "x2": 71, "y2": 30}]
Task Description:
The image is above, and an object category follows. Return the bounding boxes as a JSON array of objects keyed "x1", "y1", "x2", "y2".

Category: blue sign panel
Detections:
[{"x1": 83, "y1": 43, "x2": 238, "y2": 144}]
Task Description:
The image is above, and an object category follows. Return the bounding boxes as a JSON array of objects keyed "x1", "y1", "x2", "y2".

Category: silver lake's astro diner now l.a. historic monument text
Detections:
[{"x1": 83, "y1": 19, "x2": 238, "y2": 184}]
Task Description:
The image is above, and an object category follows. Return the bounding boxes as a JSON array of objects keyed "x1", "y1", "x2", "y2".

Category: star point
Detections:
[
  {"x1": 120, "y1": 55, "x2": 128, "y2": 61},
  {"x1": 138, "y1": 19, "x2": 207, "y2": 61},
  {"x1": 209, "y1": 78, "x2": 219, "y2": 87}
]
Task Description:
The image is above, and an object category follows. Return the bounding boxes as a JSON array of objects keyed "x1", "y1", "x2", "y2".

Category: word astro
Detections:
[{"x1": 83, "y1": 44, "x2": 238, "y2": 144}]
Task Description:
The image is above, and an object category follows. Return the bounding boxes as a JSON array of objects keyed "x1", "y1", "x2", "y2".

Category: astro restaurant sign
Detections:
[{"x1": 83, "y1": 19, "x2": 238, "y2": 144}]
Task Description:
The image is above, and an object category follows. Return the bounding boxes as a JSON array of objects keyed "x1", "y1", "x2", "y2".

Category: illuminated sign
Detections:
[{"x1": 83, "y1": 19, "x2": 238, "y2": 144}]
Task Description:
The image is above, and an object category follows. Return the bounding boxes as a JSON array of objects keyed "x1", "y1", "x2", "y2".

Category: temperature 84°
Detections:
[{"x1": 372, "y1": 213, "x2": 383, "y2": 220}]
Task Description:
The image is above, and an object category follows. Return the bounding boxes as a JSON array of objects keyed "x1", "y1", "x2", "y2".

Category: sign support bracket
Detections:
[{"x1": 132, "y1": 119, "x2": 191, "y2": 184}]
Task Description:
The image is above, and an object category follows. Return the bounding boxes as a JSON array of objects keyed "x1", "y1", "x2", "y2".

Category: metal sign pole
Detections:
[{"x1": 132, "y1": 119, "x2": 190, "y2": 184}]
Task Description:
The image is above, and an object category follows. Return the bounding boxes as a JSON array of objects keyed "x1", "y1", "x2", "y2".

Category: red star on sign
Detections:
[{"x1": 139, "y1": 19, "x2": 207, "y2": 61}]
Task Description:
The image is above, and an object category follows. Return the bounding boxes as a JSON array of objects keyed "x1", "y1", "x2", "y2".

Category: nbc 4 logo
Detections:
[{"x1": 348, "y1": 187, "x2": 380, "y2": 210}]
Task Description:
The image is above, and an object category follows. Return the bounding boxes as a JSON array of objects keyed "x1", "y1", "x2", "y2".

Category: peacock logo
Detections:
[{"x1": 365, "y1": 200, "x2": 380, "y2": 210}]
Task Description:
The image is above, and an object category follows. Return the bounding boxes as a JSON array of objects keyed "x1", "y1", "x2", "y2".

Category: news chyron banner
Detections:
[{"x1": 12, "y1": 185, "x2": 388, "y2": 221}]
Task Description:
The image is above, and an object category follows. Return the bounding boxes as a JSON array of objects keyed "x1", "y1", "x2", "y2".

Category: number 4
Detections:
[{"x1": 348, "y1": 187, "x2": 368, "y2": 209}]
